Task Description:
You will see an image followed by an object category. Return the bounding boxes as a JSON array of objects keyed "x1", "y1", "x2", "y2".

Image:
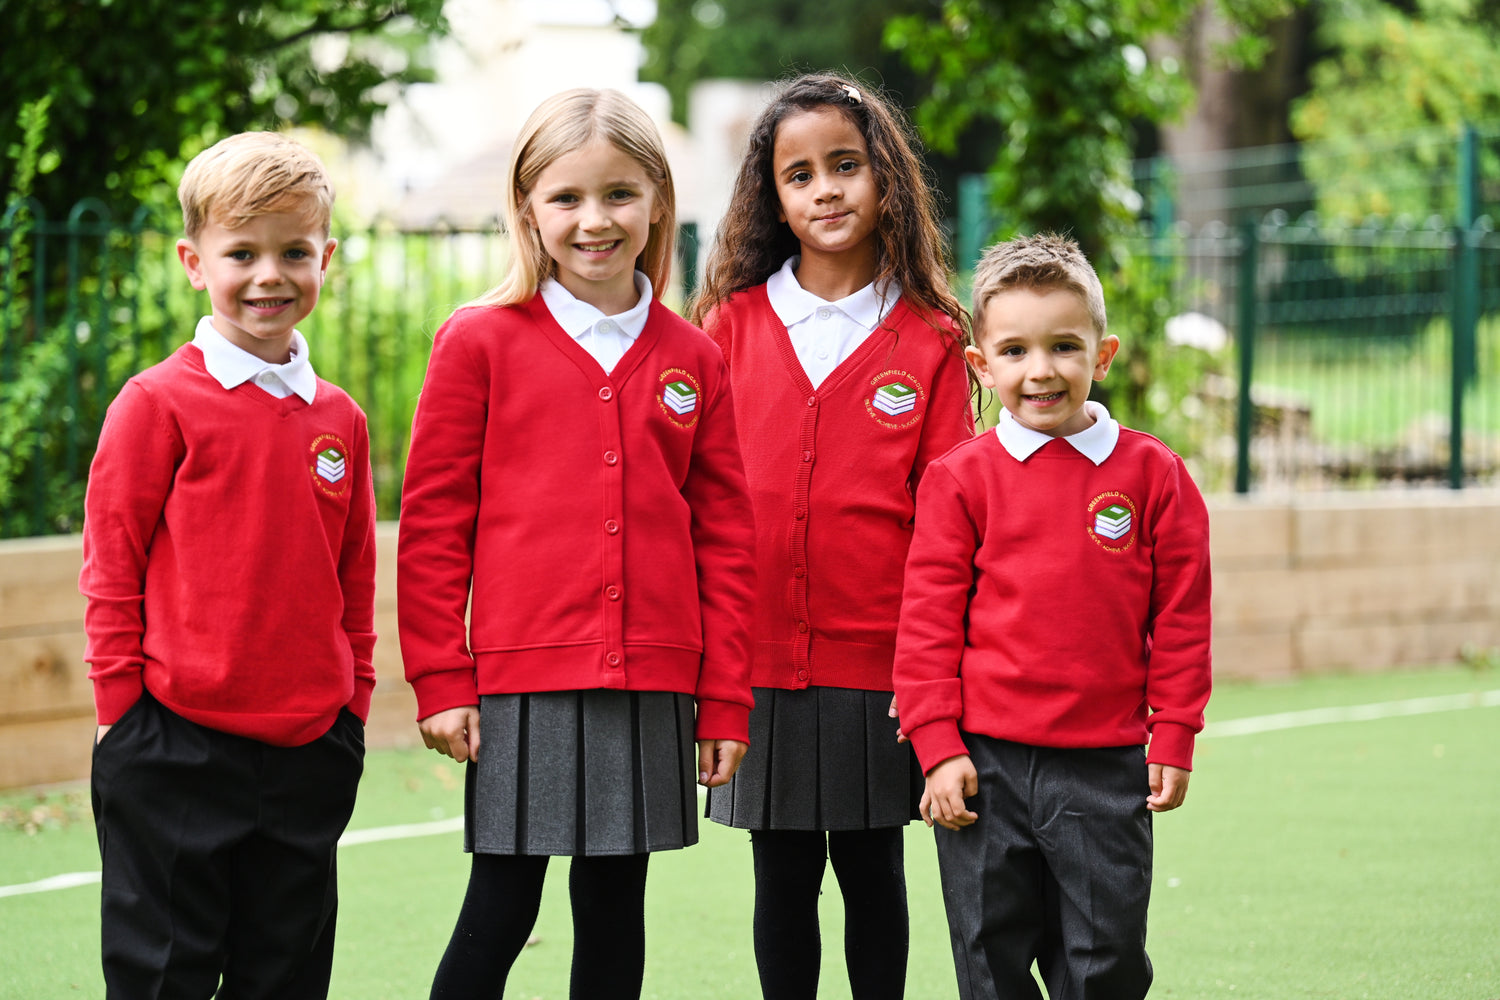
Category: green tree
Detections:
[
  {"x1": 1291, "y1": 0, "x2": 1500, "y2": 223},
  {"x1": 1, "y1": 0, "x2": 449, "y2": 215},
  {"x1": 884, "y1": 0, "x2": 1297, "y2": 267}
]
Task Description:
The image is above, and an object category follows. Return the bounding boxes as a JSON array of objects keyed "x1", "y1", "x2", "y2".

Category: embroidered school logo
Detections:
[
  {"x1": 309, "y1": 433, "x2": 351, "y2": 498},
  {"x1": 863, "y1": 370, "x2": 926, "y2": 430},
  {"x1": 1086, "y1": 491, "x2": 1138, "y2": 553},
  {"x1": 656, "y1": 368, "x2": 701, "y2": 429}
]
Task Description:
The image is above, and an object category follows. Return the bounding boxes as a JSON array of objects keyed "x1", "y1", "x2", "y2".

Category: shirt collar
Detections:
[
  {"x1": 191, "y1": 316, "x2": 317, "y2": 404},
  {"x1": 995, "y1": 401, "x2": 1119, "y2": 465},
  {"x1": 539, "y1": 272, "x2": 653, "y2": 342},
  {"x1": 765, "y1": 257, "x2": 898, "y2": 331}
]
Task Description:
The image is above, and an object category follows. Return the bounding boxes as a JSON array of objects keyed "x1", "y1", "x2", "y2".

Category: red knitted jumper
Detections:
[
  {"x1": 80, "y1": 344, "x2": 378, "y2": 747},
  {"x1": 705, "y1": 285, "x2": 973, "y2": 692},
  {"x1": 894, "y1": 429, "x2": 1213, "y2": 773}
]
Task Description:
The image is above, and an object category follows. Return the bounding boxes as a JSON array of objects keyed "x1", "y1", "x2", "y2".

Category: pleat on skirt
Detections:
[
  {"x1": 465, "y1": 689, "x2": 698, "y2": 856},
  {"x1": 707, "y1": 686, "x2": 923, "y2": 832}
]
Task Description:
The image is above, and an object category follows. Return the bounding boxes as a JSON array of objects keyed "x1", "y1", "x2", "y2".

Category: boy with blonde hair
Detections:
[
  {"x1": 894, "y1": 233, "x2": 1212, "y2": 999},
  {"x1": 81, "y1": 131, "x2": 375, "y2": 999}
]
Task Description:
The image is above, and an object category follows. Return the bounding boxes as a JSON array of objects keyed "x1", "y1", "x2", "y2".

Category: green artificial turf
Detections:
[{"x1": 2, "y1": 666, "x2": 1496, "y2": 999}]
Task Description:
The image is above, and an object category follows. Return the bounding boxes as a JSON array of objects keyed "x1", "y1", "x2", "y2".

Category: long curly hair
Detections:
[{"x1": 689, "y1": 73, "x2": 968, "y2": 353}]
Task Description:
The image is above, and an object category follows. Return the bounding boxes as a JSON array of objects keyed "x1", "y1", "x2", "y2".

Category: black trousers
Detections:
[
  {"x1": 933, "y1": 736, "x2": 1154, "y2": 1000},
  {"x1": 91, "y1": 691, "x2": 365, "y2": 1000}
]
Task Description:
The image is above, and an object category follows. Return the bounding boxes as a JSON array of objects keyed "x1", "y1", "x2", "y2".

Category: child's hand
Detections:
[
  {"x1": 1147, "y1": 763, "x2": 1190, "y2": 812},
  {"x1": 922, "y1": 755, "x2": 979, "y2": 830},
  {"x1": 419, "y1": 705, "x2": 482, "y2": 762},
  {"x1": 698, "y1": 739, "x2": 748, "y2": 787},
  {"x1": 889, "y1": 694, "x2": 910, "y2": 744}
]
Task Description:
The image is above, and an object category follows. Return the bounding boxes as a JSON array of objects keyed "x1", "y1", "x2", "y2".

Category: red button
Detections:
[
  {"x1": 802, "y1": 450, "x2": 813, "y2": 462},
  {"x1": 796, "y1": 621, "x2": 808, "y2": 633},
  {"x1": 793, "y1": 566, "x2": 806, "y2": 578},
  {"x1": 598, "y1": 386, "x2": 613, "y2": 401},
  {"x1": 793, "y1": 508, "x2": 806, "y2": 520},
  {"x1": 606, "y1": 585, "x2": 621, "y2": 601},
  {"x1": 796, "y1": 669, "x2": 808, "y2": 681},
  {"x1": 604, "y1": 450, "x2": 618, "y2": 465},
  {"x1": 605, "y1": 651, "x2": 622, "y2": 666},
  {"x1": 605, "y1": 519, "x2": 620, "y2": 534},
  {"x1": 806, "y1": 395, "x2": 817, "y2": 407}
]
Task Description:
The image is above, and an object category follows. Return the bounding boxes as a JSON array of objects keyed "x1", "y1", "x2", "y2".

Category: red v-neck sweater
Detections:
[
  {"x1": 704, "y1": 286, "x2": 973, "y2": 692},
  {"x1": 396, "y1": 295, "x2": 757, "y2": 741},
  {"x1": 893, "y1": 430, "x2": 1213, "y2": 773},
  {"x1": 80, "y1": 344, "x2": 378, "y2": 747}
]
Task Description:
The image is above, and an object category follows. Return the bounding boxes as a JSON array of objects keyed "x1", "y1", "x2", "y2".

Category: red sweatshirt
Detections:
[
  {"x1": 894, "y1": 429, "x2": 1212, "y2": 772},
  {"x1": 79, "y1": 345, "x2": 378, "y2": 747},
  {"x1": 397, "y1": 296, "x2": 757, "y2": 741},
  {"x1": 705, "y1": 287, "x2": 973, "y2": 691}
]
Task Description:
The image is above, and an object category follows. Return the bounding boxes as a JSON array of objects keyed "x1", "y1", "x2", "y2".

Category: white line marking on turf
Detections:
[
  {"x1": 1203, "y1": 689, "x2": 1500, "y2": 737},
  {"x1": 7, "y1": 690, "x2": 1497, "y2": 899}
]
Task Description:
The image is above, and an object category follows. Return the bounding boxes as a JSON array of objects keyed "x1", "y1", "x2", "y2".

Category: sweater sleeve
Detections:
[
  {"x1": 681, "y1": 352, "x2": 757, "y2": 742},
  {"x1": 339, "y1": 410, "x2": 379, "y2": 722},
  {"x1": 1142, "y1": 455, "x2": 1214, "y2": 769},
  {"x1": 79, "y1": 381, "x2": 182, "y2": 724},
  {"x1": 396, "y1": 314, "x2": 489, "y2": 720},
  {"x1": 911, "y1": 343, "x2": 974, "y2": 488},
  {"x1": 893, "y1": 460, "x2": 978, "y2": 773}
]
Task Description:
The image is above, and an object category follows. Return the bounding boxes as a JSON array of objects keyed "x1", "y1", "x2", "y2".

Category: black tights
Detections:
[
  {"x1": 750, "y1": 827, "x2": 909, "y2": 1000},
  {"x1": 429, "y1": 852, "x2": 650, "y2": 1000}
]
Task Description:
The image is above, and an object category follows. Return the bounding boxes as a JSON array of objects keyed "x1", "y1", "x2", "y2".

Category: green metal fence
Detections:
[{"x1": 5, "y1": 122, "x2": 1500, "y2": 537}]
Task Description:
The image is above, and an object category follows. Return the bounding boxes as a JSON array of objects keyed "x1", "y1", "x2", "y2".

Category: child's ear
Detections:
[
  {"x1": 963, "y1": 344, "x2": 996, "y2": 388},
  {"x1": 320, "y1": 238, "x2": 337, "y2": 281},
  {"x1": 1093, "y1": 334, "x2": 1121, "y2": 381},
  {"x1": 176, "y1": 239, "x2": 208, "y2": 291}
]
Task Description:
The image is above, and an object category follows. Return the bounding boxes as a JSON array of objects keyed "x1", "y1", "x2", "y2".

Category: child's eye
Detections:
[
  {"x1": 836, "y1": 159, "x2": 860, "y2": 173},
  {"x1": 285, "y1": 248, "x2": 309, "y2": 260},
  {"x1": 228, "y1": 250, "x2": 253, "y2": 261},
  {"x1": 552, "y1": 193, "x2": 578, "y2": 205},
  {"x1": 608, "y1": 188, "x2": 637, "y2": 202},
  {"x1": 1054, "y1": 343, "x2": 1080, "y2": 354},
  {"x1": 789, "y1": 170, "x2": 812, "y2": 185},
  {"x1": 1001, "y1": 346, "x2": 1025, "y2": 358}
]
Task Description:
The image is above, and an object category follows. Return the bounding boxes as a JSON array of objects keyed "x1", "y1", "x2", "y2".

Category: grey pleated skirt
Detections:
[
  {"x1": 465, "y1": 690, "x2": 698, "y2": 856},
  {"x1": 707, "y1": 686, "x2": 923, "y2": 832}
]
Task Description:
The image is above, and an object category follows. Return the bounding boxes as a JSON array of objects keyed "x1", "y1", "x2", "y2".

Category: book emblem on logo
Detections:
[
  {"x1": 872, "y1": 381, "x2": 917, "y2": 417},
  {"x1": 656, "y1": 368, "x2": 702, "y2": 428},
  {"x1": 662, "y1": 380, "x2": 697, "y2": 416},
  {"x1": 1093, "y1": 503, "x2": 1131, "y2": 539},
  {"x1": 864, "y1": 369, "x2": 926, "y2": 428},
  {"x1": 1086, "y1": 492, "x2": 1137, "y2": 553},
  {"x1": 308, "y1": 432, "x2": 352, "y2": 498},
  {"x1": 316, "y1": 447, "x2": 346, "y2": 484}
]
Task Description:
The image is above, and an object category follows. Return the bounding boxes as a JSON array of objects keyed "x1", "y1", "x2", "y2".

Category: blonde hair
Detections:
[
  {"x1": 972, "y1": 232, "x2": 1108, "y2": 338},
  {"x1": 472, "y1": 88, "x2": 677, "y2": 308},
  {"x1": 178, "y1": 132, "x2": 334, "y2": 239}
]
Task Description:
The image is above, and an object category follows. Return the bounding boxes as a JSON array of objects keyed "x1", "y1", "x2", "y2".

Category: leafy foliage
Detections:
[
  {"x1": 1291, "y1": 0, "x2": 1500, "y2": 223},
  {"x1": 0, "y1": 0, "x2": 449, "y2": 215}
]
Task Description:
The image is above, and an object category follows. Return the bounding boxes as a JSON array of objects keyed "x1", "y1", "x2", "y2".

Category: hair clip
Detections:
[{"x1": 841, "y1": 84, "x2": 862, "y2": 104}]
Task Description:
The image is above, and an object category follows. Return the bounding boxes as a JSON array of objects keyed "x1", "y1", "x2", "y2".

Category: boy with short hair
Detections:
[
  {"x1": 80, "y1": 131, "x2": 375, "y2": 999},
  {"x1": 894, "y1": 233, "x2": 1212, "y2": 999}
]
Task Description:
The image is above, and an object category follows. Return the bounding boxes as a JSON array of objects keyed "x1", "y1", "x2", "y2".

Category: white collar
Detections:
[
  {"x1": 995, "y1": 401, "x2": 1119, "y2": 465},
  {"x1": 539, "y1": 272, "x2": 653, "y2": 342},
  {"x1": 765, "y1": 257, "x2": 897, "y2": 330},
  {"x1": 191, "y1": 316, "x2": 317, "y2": 404}
]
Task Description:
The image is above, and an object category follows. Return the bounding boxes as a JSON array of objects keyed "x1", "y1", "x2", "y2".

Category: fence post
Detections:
[
  {"x1": 1449, "y1": 124, "x2": 1479, "y2": 489},
  {"x1": 1234, "y1": 218, "x2": 1258, "y2": 494},
  {"x1": 678, "y1": 221, "x2": 699, "y2": 301}
]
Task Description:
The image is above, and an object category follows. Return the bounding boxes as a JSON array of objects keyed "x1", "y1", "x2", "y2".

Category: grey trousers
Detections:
[{"x1": 934, "y1": 735, "x2": 1154, "y2": 1000}]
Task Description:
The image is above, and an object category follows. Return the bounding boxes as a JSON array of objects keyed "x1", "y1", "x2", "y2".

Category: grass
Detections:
[{"x1": 2, "y1": 665, "x2": 1497, "y2": 999}]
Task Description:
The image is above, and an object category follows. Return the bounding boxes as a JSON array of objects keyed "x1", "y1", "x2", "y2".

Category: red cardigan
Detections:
[
  {"x1": 80, "y1": 345, "x2": 378, "y2": 747},
  {"x1": 397, "y1": 296, "x2": 757, "y2": 741},
  {"x1": 894, "y1": 429, "x2": 1212, "y2": 772},
  {"x1": 705, "y1": 286, "x2": 973, "y2": 692}
]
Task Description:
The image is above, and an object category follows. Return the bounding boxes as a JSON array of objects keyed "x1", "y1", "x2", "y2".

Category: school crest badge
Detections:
[
  {"x1": 656, "y1": 368, "x2": 701, "y2": 428},
  {"x1": 1086, "y1": 491, "x2": 1137, "y2": 553},
  {"x1": 864, "y1": 369, "x2": 926, "y2": 429},
  {"x1": 309, "y1": 433, "x2": 351, "y2": 498}
]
